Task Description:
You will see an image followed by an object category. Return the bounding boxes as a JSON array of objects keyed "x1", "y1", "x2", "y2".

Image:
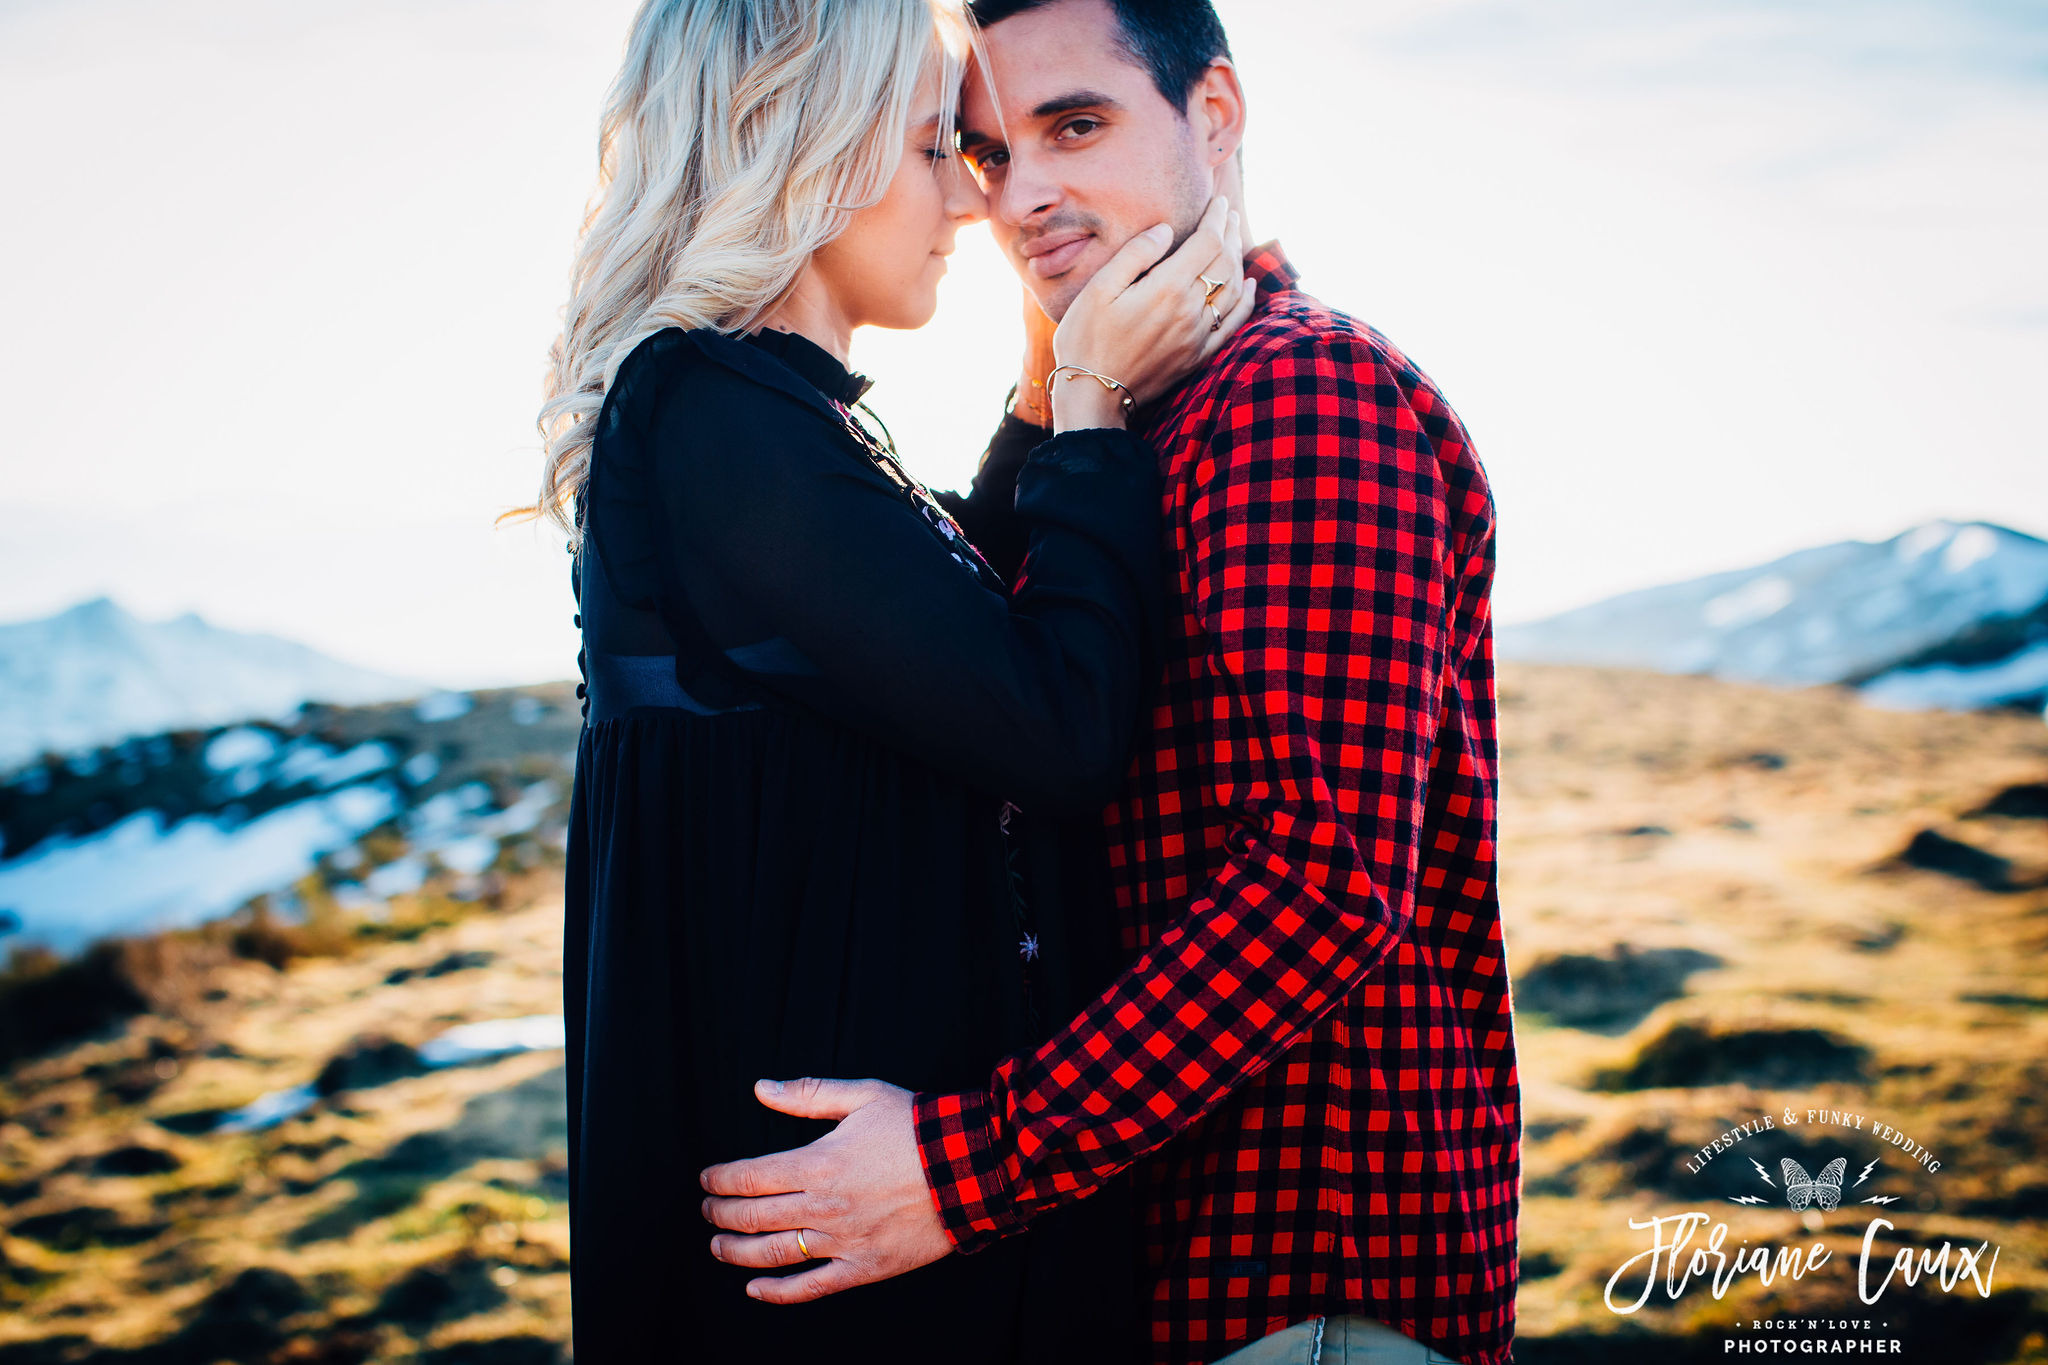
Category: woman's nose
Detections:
[{"x1": 946, "y1": 158, "x2": 989, "y2": 225}]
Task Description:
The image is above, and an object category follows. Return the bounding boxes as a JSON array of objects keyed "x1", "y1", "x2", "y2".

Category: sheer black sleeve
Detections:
[{"x1": 617, "y1": 334, "x2": 1164, "y2": 816}]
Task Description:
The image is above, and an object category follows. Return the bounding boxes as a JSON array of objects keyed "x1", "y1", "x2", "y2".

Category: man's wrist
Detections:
[
  {"x1": 909, "y1": 1087, "x2": 1030, "y2": 1256},
  {"x1": 1010, "y1": 372, "x2": 1052, "y2": 428}
]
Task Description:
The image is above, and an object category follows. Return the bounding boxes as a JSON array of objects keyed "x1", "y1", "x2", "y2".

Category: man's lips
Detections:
[{"x1": 1020, "y1": 231, "x2": 1092, "y2": 279}]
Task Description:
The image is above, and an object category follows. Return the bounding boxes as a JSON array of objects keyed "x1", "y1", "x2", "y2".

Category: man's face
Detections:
[{"x1": 959, "y1": 0, "x2": 1214, "y2": 321}]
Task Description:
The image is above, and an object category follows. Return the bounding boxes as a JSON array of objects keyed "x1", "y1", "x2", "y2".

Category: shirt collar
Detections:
[
  {"x1": 1244, "y1": 239, "x2": 1300, "y2": 304},
  {"x1": 743, "y1": 327, "x2": 876, "y2": 406}
]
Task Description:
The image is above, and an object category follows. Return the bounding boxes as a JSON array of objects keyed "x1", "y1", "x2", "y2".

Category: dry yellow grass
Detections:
[{"x1": 1499, "y1": 665, "x2": 2048, "y2": 1362}]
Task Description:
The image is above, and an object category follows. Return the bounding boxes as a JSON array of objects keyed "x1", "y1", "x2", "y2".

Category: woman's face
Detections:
[{"x1": 812, "y1": 67, "x2": 988, "y2": 331}]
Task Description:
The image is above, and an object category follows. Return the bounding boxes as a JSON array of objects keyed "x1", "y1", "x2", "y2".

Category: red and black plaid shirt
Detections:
[{"x1": 912, "y1": 242, "x2": 1519, "y2": 1365}]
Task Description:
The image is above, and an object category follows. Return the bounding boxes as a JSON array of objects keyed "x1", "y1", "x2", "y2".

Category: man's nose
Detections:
[{"x1": 995, "y1": 153, "x2": 1059, "y2": 229}]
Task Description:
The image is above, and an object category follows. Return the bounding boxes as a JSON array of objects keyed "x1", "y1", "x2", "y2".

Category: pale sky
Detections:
[{"x1": 1, "y1": 0, "x2": 2041, "y2": 689}]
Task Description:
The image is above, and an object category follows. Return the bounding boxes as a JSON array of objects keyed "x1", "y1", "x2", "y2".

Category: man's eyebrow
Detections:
[
  {"x1": 1029, "y1": 89, "x2": 1122, "y2": 121},
  {"x1": 955, "y1": 89, "x2": 1120, "y2": 151}
]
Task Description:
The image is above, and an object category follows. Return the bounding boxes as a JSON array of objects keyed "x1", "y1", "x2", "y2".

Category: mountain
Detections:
[
  {"x1": 1496, "y1": 520, "x2": 2048, "y2": 711},
  {"x1": 0, "y1": 597, "x2": 429, "y2": 774}
]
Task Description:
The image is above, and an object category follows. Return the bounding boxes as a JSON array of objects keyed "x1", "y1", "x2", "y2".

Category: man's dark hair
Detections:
[{"x1": 966, "y1": 0, "x2": 1232, "y2": 113}]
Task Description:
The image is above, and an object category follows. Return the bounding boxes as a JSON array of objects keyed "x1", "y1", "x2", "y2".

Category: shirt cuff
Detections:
[
  {"x1": 975, "y1": 410, "x2": 1048, "y2": 495},
  {"x1": 910, "y1": 1087, "x2": 1031, "y2": 1256}
]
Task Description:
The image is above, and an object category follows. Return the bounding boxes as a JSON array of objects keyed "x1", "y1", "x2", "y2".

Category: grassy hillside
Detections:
[
  {"x1": 1500, "y1": 666, "x2": 2048, "y2": 1362},
  {"x1": 0, "y1": 666, "x2": 2043, "y2": 1362}
]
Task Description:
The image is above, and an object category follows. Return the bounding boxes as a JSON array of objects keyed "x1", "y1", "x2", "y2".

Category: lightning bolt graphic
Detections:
[
  {"x1": 1861, "y1": 1196, "x2": 1900, "y2": 1205},
  {"x1": 1728, "y1": 1195, "x2": 1769, "y2": 1205},
  {"x1": 1750, "y1": 1158, "x2": 1774, "y2": 1187},
  {"x1": 1853, "y1": 1159, "x2": 1879, "y2": 1188}
]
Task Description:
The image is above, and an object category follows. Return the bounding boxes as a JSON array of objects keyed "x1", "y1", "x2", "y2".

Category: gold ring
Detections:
[
  {"x1": 1198, "y1": 274, "x2": 1226, "y2": 304},
  {"x1": 795, "y1": 1228, "x2": 814, "y2": 1259},
  {"x1": 1206, "y1": 300, "x2": 1222, "y2": 332}
]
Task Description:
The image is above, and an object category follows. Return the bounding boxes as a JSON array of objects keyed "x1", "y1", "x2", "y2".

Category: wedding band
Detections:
[
  {"x1": 1206, "y1": 300, "x2": 1222, "y2": 332},
  {"x1": 1198, "y1": 274, "x2": 1226, "y2": 304},
  {"x1": 795, "y1": 1228, "x2": 814, "y2": 1259}
]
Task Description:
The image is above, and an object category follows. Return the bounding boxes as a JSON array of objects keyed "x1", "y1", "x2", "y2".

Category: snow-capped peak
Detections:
[
  {"x1": 0, "y1": 597, "x2": 430, "y2": 774},
  {"x1": 1497, "y1": 520, "x2": 2048, "y2": 706}
]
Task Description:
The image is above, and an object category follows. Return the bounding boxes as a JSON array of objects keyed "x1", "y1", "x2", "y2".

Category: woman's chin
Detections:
[{"x1": 870, "y1": 293, "x2": 942, "y2": 331}]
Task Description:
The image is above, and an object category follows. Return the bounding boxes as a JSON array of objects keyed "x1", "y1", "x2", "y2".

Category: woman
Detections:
[{"x1": 518, "y1": 0, "x2": 1251, "y2": 1358}]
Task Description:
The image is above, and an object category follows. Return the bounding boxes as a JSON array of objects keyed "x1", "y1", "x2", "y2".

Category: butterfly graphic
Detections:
[{"x1": 1781, "y1": 1157, "x2": 1848, "y2": 1211}]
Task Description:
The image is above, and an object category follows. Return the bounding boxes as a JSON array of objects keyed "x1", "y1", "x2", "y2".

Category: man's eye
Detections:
[
  {"x1": 974, "y1": 148, "x2": 1009, "y2": 171},
  {"x1": 1058, "y1": 118, "x2": 1100, "y2": 140}
]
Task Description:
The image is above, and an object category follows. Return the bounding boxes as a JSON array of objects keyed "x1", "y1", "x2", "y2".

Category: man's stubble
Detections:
[{"x1": 1035, "y1": 133, "x2": 1213, "y2": 324}]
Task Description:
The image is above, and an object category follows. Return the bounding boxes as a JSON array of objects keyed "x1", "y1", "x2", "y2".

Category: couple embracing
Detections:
[{"x1": 531, "y1": 0, "x2": 1519, "y2": 1361}]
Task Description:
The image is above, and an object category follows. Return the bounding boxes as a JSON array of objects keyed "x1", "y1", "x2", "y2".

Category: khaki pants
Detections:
[{"x1": 1209, "y1": 1314, "x2": 1467, "y2": 1365}]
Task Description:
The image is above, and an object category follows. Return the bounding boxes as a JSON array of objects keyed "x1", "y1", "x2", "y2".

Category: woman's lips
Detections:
[{"x1": 1025, "y1": 234, "x2": 1091, "y2": 279}]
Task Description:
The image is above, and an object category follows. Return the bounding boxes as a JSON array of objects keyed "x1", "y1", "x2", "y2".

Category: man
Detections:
[{"x1": 700, "y1": 2, "x2": 1519, "y2": 1362}]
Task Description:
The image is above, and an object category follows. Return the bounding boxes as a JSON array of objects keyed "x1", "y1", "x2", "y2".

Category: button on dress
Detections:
[{"x1": 561, "y1": 325, "x2": 1166, "y2": 1362}]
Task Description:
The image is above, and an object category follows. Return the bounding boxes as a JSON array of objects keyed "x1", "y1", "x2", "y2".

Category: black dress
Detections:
[{"x1": 561, "y1": 325, "x2": 1165, "y2": 1363}]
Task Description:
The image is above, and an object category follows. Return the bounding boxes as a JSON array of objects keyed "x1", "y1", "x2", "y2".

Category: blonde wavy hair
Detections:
[{"x1": 502, "y1": 0, "x2": 971, "y2": 549}]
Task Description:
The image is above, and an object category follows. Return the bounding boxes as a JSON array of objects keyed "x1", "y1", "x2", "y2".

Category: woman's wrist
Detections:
[{"x1": 1050, "y1": 383, "x2": 1128, "y2": 433}]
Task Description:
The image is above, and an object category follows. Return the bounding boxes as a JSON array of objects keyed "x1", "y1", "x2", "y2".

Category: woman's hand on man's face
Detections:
[{"x1": 1043, "y1": 193, "x2": 1255, "y2": 431}]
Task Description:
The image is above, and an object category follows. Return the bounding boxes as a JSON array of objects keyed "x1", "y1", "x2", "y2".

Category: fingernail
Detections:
[
  {"x1": 1147, "y1": 224, "x2": 1170, "y2": 242},
  {"x1": 710, "y1": 1237, "x2": 723, "y2": 1258},
  {"x1": 759, "y1": 1078, "x2": 782, "y2": 1095},
  {"x1": 747, "y1": 1284, "x2": 763, "y2": 1300}
]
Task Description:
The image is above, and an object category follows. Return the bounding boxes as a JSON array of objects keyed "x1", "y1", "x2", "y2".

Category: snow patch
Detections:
[
  {"x1": 1944, "y1": 525, "x2": 1999, "y2": 574},
  {"x1": 415, "y1": 691, "x2": 473, "y2": 723},
  {"x1": 209, "y1": 1014, "x2": 569, "y2": 1133},
  {"x1": 204, "y1": 727, "x2": 278, "y2": 772},
  {"x1": 214, "y1": 1082, "x2": 320, "y2": 1134},
  {"x1": 432, "y1": 835, "x2": 500, "y2": 878},
  {"x1": 416, "y1": 1014, "x2": 566, "y2": 1068},
  {"x1": 1704, "y1": 576, "x2": 1794, "y2": 630},
  {"x1": 1894, "y1": 522, "x2": 1954, "y2": 563},
  {"x1": 363, "y1": 855, "x2": 428, "y2": 899},
  {"x1": 1860, "y1": 640, "x2": 2048, "y2": 711},
  {"x1": 0, "y1": 783, "x2": 401, "y2": 957}
]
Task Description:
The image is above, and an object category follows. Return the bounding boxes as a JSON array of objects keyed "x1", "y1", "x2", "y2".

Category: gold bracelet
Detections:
[{"x1": 1047, "y1": 364, "x2": 1136, "y2": 416}]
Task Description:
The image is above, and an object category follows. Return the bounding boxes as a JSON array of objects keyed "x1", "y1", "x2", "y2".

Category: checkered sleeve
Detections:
[{"x1": 911, "y1": 327, "x2": 1458, "y2": 1252}]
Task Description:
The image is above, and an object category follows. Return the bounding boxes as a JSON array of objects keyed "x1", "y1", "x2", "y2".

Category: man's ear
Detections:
[{"x1": 1190, "y1": 58, "x2": 1246, "y2": 169}]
